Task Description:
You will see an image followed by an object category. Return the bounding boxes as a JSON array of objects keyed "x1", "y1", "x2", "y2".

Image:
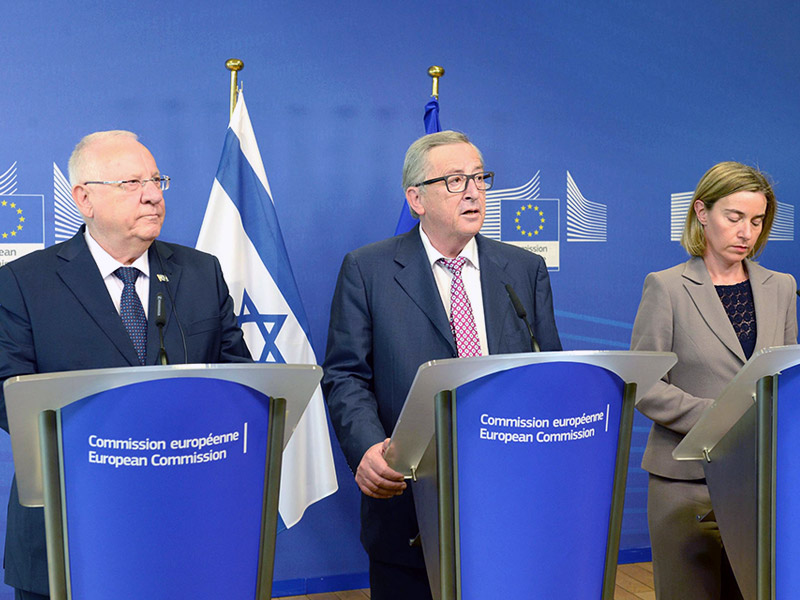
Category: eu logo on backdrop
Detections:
[
  {"x1": 0, "y1": 194, "x2": 45, "y2": 266},
  {"x1": 481, "y1": 173, "x2": 562, "y2": 271},
  {"x1": 501, "y1": 200, "x2": 559, "y2": 242},
  {"x1": 494, "y1": 197, "x2": 561, "y2": 271}
]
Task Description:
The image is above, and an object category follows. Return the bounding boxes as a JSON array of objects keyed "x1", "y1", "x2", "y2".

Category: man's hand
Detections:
[{"x1": 355, "y1": 438, "x2": 407, "y2": 499}]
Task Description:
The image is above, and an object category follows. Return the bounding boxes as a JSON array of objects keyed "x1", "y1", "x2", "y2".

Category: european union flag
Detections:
[
  {"x1": 501, "y1": 199, "x2": 559, "y2": 242},
  {"x1": 0, "y1": 195, "x2": 44, "y2": 244},
  {"x1": 394, "y1": 97, "x2": 441, "y2": 235}
]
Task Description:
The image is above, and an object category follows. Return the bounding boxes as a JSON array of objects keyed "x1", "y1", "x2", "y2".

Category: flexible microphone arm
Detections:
[
  {"x1": 505, "y1": 284, "x2": 540, "y2": 352},
  {"x1": 154, "y1": 244, "x2": 188, "y2": 363},
  {"x1": 155, "y1": 292, "x2": 169, "y2": 365}
]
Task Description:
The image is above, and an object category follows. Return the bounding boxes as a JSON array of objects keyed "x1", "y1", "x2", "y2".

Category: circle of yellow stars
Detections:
[
  {"x1": 1, "y1": 200, "x2": 25, "y2": 239},
  {"x1": 515, "y1": 204, "x2": 545, "y2": 237}
]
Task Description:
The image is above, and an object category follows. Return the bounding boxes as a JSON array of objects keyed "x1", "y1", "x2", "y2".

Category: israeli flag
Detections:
[{"x1": 197, "y1": 92, "x2": 338, "y2": 528}]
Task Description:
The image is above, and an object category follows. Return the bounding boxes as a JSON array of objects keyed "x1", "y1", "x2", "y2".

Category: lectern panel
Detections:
[
  {"x1": 59, "y1": 377, "x2": 270, "y2": 600},
  {"x1": 454, "y1": 362, "x2": 624, "y2": 599},
  {"x1": 776, "y1": 365, "x2": 800, "y2": 597}
]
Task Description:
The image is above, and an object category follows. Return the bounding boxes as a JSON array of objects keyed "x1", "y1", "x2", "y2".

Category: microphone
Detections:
[
  {"x1": 154, "y1": 243, "x2": 188, "y2": 363},
  {"x1": 505, "y1": 284, "x2": 540, "y2": 352},
  {"x1": 155, "y1": 292, "x2": 169, "y2": 365}
]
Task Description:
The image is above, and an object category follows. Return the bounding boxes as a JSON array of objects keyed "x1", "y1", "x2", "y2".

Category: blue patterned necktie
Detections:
[{"x1": 114, "y1": 267, "x2": 147, "y2": 365}]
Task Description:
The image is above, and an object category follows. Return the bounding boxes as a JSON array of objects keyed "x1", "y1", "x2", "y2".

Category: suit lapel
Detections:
[
  {"x1": 682, "y1": 257, "x2": 746, "y2": 363},
  {"x1": 56, "y1": 230, "x2": 140, "y2": 366},
  {"x1": 748, "y1": 260, "x2": 778, "y2": 351},
  {"x1": 393, "y1": 228, "x2": 457, "y2": 355},
  {"x1": 145, "y1": 242, "x2": 184, "y2": 363}
]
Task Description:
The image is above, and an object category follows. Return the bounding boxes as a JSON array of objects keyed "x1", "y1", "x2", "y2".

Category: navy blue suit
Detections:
[
  {"x1": 322, "y1": 226, "x2": 561, "y2": 571},
  {"x1": 0, "y1": 228, "x2": 250, "y2": 595}
]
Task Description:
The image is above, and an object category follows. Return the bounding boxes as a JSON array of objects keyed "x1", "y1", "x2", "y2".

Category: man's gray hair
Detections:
[
  {"x1": 401, "y1": 130, "x2": 483, "y2": 192},
  {"x1": 68, "y1": 130, "x2": 139, "y2": 187}
]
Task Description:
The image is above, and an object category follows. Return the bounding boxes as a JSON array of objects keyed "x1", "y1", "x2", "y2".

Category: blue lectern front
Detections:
[
  {"x1": 384, "y1": 351, "x2": 676, "y2": 600},
  {"x1": 4, "y1": 363, "x2": 321, "y2": 600}
]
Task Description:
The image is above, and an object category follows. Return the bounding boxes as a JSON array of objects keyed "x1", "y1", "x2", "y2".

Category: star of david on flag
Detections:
[
  {"x1": 196, "y1": 92, "x2": 337, "y2": 529},
  {"x1": 238, "y1": 289, "x2": 287, "y2": 362}
]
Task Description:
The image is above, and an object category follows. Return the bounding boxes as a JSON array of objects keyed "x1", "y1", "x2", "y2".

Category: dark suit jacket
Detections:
[
  {"x1": 322, "y1": 226, "x2": 561, "y2": 568},
  {"x1": 0, "y1": 228, "x2": 250, "y2": 594},
  {"x1": 631, "y1": 256, "x2": 798, "y2": 480}
]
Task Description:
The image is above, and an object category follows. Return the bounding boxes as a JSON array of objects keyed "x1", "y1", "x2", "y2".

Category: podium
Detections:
[
  {"x1": 674, "y1": 345, "x2": 800, "y2": 600},
  {"x1": 384, "y1": 351, "x2": 677, "y2": 600},
  {"x1": 3, "y1": 363, "x2": 322, "y2": 600}
]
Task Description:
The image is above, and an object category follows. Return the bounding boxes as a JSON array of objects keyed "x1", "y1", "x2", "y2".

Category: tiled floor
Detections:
[{"x1": 275, "y1": 562, "x2": 655, "y2": 599}]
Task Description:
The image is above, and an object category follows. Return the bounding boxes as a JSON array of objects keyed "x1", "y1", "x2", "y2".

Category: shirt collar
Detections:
[
  {"x1": 418, "y1": 227, "x2": 480, "y2": 270},
  {"x1": 84, "y1": 230, "x2": 150, "y2": 279}
]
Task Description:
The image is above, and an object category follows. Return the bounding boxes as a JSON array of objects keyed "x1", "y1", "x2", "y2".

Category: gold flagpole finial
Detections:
[
  {"x1": 428, "y1": 65, "x2": 445, "y2": 99},
  {"x1": 226, "y1": 58, "x2": 244, "y2": 117}
]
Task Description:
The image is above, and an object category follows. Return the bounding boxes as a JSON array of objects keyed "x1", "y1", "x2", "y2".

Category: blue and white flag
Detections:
[
  {"x1": 196, "y1": 92, "x2": 338, "y2": 528},
  {"x1": 393, "y1": 96, "x2": 442, "y2": 235}
]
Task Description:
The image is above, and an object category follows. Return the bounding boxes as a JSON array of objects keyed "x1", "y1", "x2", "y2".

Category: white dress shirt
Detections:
[
  {"x1": 84, "y1": 230, "x2": 151, "y2": 318},
  {"x1": 418, "y1": 227, "x2": 488, "y2": 355}
]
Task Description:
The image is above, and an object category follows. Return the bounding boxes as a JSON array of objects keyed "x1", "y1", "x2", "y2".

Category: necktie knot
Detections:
[
  {"x1": 438, "y1": 256, "x2": 467, "y2": 277},
  {"x1": 115, "y1": 267, "x2": 140, "y2": 286}
]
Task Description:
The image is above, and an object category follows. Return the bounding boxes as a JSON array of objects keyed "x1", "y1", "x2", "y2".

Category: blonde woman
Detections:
[{"x1": 631, "y1": 162, "x2": 797, "y2": 599}]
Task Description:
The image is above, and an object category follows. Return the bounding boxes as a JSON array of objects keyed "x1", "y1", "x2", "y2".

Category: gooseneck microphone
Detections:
[
  {"x1": 155, "y1": 292, "x2": 169, "y2": 365},
  {"x1": 505, "y1": 284, "x2": 540, "y2": 352},
  {"x1": 154, "y1": 244, "x2": 188, "y2": 363}
]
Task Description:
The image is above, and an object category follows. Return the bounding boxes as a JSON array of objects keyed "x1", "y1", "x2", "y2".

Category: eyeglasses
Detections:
[
  {"x1": 83, "y1": 176, "x2": 171, "y2": 192},
  {"x1": 413, "y1": 171, "x2": 494, "y2": 193}
]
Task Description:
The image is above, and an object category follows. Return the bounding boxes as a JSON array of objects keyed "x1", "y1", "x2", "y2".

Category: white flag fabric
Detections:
[{"x1": 197, "y1": 92, "x2": 337, "y2": 528}]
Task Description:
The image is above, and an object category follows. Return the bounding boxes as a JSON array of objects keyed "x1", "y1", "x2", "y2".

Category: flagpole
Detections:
[
  {"x1": 428, "y1": 65, "x2": 444, "y2": 99},
  {"x1": 393, "y1": 65, "x2": 446, "y2": 235},
  {"x1": 226, "y1": 58, "x2": 244, "y2": 117}
]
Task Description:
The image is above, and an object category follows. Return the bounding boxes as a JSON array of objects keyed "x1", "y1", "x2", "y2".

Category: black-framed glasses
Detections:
[
  {"x1": 83, "y1": 176, "x2": 171, "y2": 192},
  {"x1": 413, "y1": 171, "x2": 494, "y2": 193}
]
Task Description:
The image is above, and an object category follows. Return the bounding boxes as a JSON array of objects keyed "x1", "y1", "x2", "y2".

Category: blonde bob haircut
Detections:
[{"x1": 680, "y1": 161, "x2": 776, "y2": 258}]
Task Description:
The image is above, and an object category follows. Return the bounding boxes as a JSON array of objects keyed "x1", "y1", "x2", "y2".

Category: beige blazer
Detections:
[{"x1": 631, "y1": 256, "x2": 798, "y2": 480}]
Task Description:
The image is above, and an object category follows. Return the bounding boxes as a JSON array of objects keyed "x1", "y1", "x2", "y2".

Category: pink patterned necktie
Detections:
[{"x1": 438, "y1": 257, "x2": 482, "y2": 357}]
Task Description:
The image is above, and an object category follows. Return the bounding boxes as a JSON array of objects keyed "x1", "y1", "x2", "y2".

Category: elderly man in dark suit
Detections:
[
  {"x1": 323, "y1": 130, "x2": 561, "y2": 600},
  {"x1": 0, "y1": 130, "x2": 251, "y2": 600}
]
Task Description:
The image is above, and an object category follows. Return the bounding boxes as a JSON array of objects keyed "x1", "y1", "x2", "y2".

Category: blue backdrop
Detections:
[{"x1": 1, "y1": 0, "x2": 799, "y2": 595}]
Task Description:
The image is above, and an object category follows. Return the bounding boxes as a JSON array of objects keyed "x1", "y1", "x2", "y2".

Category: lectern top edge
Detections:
[
  {"x1": 5, "y1": 363, "x2": 323, "y2": 507},
  {"x1": 386, "y1": 350, "x2": 677, "y2": 475},
  {"x1": 674, "y1": 344, "x2": 800, "y2": 460},
  {"x1": 3, "y1": 361, "x2": 321, "y2": 387}
]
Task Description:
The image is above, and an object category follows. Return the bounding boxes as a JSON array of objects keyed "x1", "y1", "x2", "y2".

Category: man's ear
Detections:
[
  {"x1": 72, "y1": 185, "x2": 94, "y2": 219},
  {"x1": 406, "y1": 186, "x2": 425, "y2": 217}
]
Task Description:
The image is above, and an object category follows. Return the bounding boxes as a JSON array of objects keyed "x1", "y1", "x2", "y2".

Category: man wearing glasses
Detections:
[
  {"x1": 323, "y1": 130, "x2": 561, "y2": 599},
  {"x1": 0, "y1": 130, "x2": 250, "y2": 600}
]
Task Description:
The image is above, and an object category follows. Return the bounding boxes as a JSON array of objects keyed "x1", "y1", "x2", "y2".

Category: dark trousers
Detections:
[
  {"x1": 15, "y1": 589, "x2": 48, "y2": 600},
  {"x1": 648, "y1": 474, "x2": 744, "y2": 600},
  {"x1": 370, "y1": 558, "x2": 432, "y2": 600}
]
